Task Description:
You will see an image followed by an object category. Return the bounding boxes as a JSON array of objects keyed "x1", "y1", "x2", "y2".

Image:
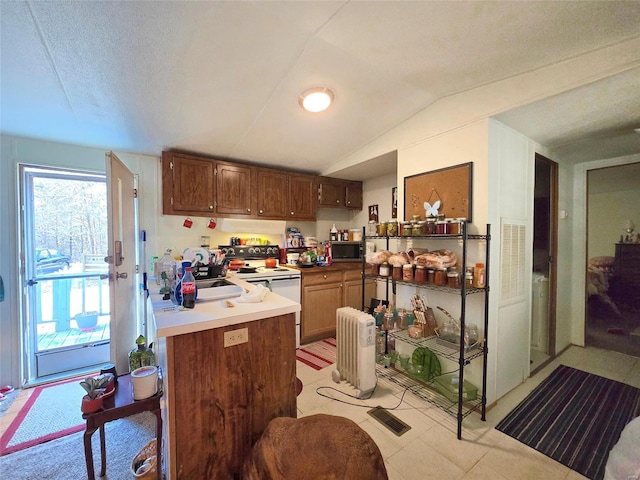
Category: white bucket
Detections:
[{"x1": 131, "y1": 366, "x2": 158, "y2": 400}]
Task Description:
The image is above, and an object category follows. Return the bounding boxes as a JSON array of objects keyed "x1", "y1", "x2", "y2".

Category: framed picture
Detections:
[
  {"x1": 391, "y1": 187, "x2": 398, "y2": 218},
  {"x1": 404, "y1": 162, "x2": 473, "y2": 222},
  {"x1": 368, "y1": 205, "x2": 379, "y2": 222}
]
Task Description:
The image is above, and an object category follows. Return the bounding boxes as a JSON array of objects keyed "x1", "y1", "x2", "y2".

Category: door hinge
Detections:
[
  {"x1": 133, "y1": 188, "x2": 138, "y2": 198},
  {"x1": 214, "y1": 166, "x2": 218, "y2": 176},
  {"x1": 170, "y1": 161, "x2": 174, "y2": 170},
  {"x1": 171, "y1": 197, "x2": 174, "y2": 206}
]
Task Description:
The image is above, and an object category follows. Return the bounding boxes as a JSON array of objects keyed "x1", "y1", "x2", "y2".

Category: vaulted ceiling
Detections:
[{"x1": 2, "y1": 1, "x2": 639, "y2": 179}]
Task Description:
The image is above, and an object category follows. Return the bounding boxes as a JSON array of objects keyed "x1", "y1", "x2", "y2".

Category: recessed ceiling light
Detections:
[{"x1": 299, "y1": 87, "x2": 334, "y2": 113}]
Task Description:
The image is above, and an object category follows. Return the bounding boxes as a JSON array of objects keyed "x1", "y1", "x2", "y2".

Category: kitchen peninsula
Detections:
[{"x1": 150, "y1": 278, "x2": 299, "y2": 479}]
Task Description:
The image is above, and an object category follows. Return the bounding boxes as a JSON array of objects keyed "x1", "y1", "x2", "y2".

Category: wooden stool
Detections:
[{"x1": 82, "y1": 373, "x2": 162, "y2": 480}]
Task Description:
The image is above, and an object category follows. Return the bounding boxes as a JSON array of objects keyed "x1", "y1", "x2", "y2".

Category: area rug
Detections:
[
  {"x1": 0, "y1": 411, "x2": 154, "y2": 480},
  {"x1": 496, "y1": 365, "x2": 640, "y2": 480},
  {"x1": 296, "y1": 338, "x2": 336, "y2": 370},
  {"x1": 0, "y1": 376, "x2": 87, "y2": 456}
]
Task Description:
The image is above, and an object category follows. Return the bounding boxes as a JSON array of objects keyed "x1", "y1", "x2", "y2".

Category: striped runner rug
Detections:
[
  {"x1": 496, "y1": 365, "x2": 640, "y2": 480},
  {"x1": 296, "y1": 338, "x2": 336, "y2": 370}
]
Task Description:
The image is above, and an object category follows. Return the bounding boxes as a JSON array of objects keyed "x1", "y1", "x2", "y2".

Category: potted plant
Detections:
[
  {"x1": 80, "y1": 376, "x2": 106, "y2": 414},
  {"x1": 75, "y1": 310, "x2": 99, "y2": 331}
]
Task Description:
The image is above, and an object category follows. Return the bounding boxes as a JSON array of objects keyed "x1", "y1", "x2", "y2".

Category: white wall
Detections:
[{"x1": 588, "y1": 188, "x2": 640, "y2": 259}]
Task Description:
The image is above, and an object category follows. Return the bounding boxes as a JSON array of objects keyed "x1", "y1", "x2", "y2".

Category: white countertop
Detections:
[{"x1": 150, "y1": 277, "x2": 300, "y2": 338}]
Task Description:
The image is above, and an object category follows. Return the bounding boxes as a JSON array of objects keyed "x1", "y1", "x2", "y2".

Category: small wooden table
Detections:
[{"x1": 82, "y1": 373, "x2": 162, "y2": 480}]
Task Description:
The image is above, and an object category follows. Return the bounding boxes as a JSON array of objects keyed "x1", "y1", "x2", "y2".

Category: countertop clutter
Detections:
[{"x1": 150, "y1": 276, "x2": 300, "y2": 338}]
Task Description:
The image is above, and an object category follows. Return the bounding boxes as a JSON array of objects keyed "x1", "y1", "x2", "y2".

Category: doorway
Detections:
[
  {"x1": 20, "y1": 166, "x2": 111, "y2": 383},
  {"x1": 530, "y1": 153, "x2": 558, "y2": 373},
  {"x1": 585, "y1": 162, "x2": 640, "y2": 357}
]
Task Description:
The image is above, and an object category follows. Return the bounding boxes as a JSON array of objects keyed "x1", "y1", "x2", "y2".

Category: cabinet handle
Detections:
[
  {"x1": 336, "y1": 199, "x2": 340, "y2": 204},
  {"x1": 247, "y1": 208, "x2": 251, "y2": 213},
  {"x1": 323, "y1": 274, "x2": 327, "y2": 279},
  {"x1": 209, "y1": 205, "x2": 213, "y2": 210},
  {"x1": 259, "y1": 209, "x2": 263, "y2": 214},
  {"x1": 290, "y1": 211, "x2": 294, "y2": 216}
]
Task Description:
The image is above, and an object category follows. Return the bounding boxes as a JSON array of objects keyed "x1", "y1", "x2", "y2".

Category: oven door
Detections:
[{"x1": 245, "y1": 276, "x2": 301, "y2": 348}]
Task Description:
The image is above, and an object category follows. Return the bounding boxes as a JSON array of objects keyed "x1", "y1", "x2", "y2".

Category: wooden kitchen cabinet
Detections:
[
  {"x1": 301, "y1": 270, "x2": 344, "y2": 343},
  {"x1": 216, "y1": 161, "x2": 253, "y2": 216},
  {"x1": 256, "y1": 168, "x2": 289, "y2": 218},
  {"x1": 317, "y1": 177, "x2": 363, "y2": 210},
  {"x1": 162, "y1": 152, "x2": 216, "y2": 216},
  {"x1": 301, "y1": 264, "x2": 375, "y2": 344},
  {"x1": 288, "y1": 173, "x2": 316, "y2": 220}
]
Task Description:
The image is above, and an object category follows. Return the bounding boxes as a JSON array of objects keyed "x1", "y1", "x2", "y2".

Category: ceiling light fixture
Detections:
[{"x1": 299, "y1": 87, "x2": 334, "y2": 113}]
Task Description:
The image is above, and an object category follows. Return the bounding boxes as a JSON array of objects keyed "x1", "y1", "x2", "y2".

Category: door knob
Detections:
[
  {"x1": 116, "y1": 272, "x2": 128, "y2": 279},
  {"x1": 100, "y1": 273, "x2": 112, "y2": 281}
]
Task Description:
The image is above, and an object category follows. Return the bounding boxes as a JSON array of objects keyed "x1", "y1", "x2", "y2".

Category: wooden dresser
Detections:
[{"x1": 611, "y1": 243, "x2": 640, "y2": 308}]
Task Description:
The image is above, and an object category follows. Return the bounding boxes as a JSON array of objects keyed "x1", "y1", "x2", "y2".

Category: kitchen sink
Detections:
[{"x1": 196, "y1": 278, "x2": 244, "y2": 301}]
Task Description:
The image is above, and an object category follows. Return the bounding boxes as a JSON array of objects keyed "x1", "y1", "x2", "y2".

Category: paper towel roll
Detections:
[{"x1": 131, "y1": 366, "x2": 158, "y2": 400}]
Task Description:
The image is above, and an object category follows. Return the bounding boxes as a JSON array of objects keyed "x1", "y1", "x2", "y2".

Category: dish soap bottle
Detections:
[{"x1": 330, "y1": 224, "x2": 338, "y2": 241}]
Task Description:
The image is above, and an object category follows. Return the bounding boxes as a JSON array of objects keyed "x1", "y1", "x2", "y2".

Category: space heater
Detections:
[{"x1": 331, "y1": 307, "x2": 377, "y2": 398}]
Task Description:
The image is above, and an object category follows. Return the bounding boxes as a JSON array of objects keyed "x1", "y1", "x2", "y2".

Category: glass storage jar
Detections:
[
  {"x1": 377, "y1": 222, "x2": 387, "y2": 237},
  {"x1": 392, "y1": 265, "x2": 402, "y2": 281},
  {"x1": 370, "y1": 263, "x2": 380, "y2": 276},
  {"x1": 387, "y1": 219, "x2": 398, "y2": 237},
  {"x1": 402, "y1": 264, "x2": 414, "y2": 281},
  {"x1": 435, "y1": 268, "x2": 448, "y2": 286},
  {"x1": 415, "y1": 265, "x2": 427, "y2": 283},
  {"x1": 427, "y1": 269, "x2": 435, "y2": 284},
  {"x1": 379, "y1": 263, "x2": 391, "y2": 277},
  {"x1": 426, "y1": 217, "x2": 437, "y2": 234},
  {"x1": 447, "y1": 271, "x2": 460, "y2": 288}
]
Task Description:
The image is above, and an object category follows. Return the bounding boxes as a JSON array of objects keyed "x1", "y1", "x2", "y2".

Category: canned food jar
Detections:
[
  {"x1": 379, "y1": 263, "x2": 391, "y2": 277},
  {"x1": 370, "y1": 263, "x2": 380, "y2": 276},
  {"x1": 415, "y1": 265, "x2": 427, "y2": 283},
  {"x1": 414, "y1": 221, "x2": 426, "y2": 236},
  {"x1": 449, "y1": 219, "x2": 462, "y2": 235},
  {"x1": 402, "y1": 264, "x2": 413, "y2": 281},
  {"x1": 447, "y1": 271, "x2": 460, "y2": 288},
  {"x1": 404, "y1": 223, "x2": 413, "y2": 236},
  {"x1": 436, "y1": 220, "x2": 448, "y2": 235},
  {"x1": 392, "y1": 265, "x2": 402, "y2": 281},
  {"x1": 387, "y1": 219, "x2": 398, "y2": 237},
  {"x1": 377, "y1": 222, "x2": 387, "y2": 237},
  {"x1": 435, "y1": 268, "x2": 448, "y2": 286},
  {"x1": 367, "y1": 220, "x2": 377, "y2": 237},
  {"x1": 427, "y1": 269, "x2": 435, "y2": 284},
  {"x1": 426, "y1": 217, "x2": 437, "y2": 234}
]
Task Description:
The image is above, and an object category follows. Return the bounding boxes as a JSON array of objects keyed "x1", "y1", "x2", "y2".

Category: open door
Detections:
[{"x1": 106, "y1": 152, "x2": 139, "y2": 375}]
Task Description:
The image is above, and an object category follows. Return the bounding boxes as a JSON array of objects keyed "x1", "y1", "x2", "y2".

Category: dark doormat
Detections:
[
  {"x1": 367, "y1": 406, "x2": 411, "y2": 436},
  {"x1": 495, "y1": 365, "x2": 640, "y2": 480}
]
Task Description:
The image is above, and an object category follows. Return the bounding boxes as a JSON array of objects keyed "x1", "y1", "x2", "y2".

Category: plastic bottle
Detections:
[
  {"x1": 181, "y1": 267, "x2": 196, "y2": 309},
  {"x1": 157, "y1": 249, "x2": 176, "y2": 294},
  {"x1": 151, "y1": 256, "x2": 159, "y2": 285},
  {"x1": 330, "y1": 224, "x2": 338, "y2": 241},
  {"x1": 473, "y1": 263, "x2": 486, "y2": 288}
]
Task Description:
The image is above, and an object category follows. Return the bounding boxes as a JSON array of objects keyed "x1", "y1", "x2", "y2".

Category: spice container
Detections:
[
  {"x1": 387, "y1": 219, "x2": 398, "y2": 237},
  {"x1": 377, "y1": 222, "x2": 387, "y2": 237},
  {"x1": 415, "y1": 265, "x2": 427, "y2": 283},
  {"x1": 465, "y1": 268, "x2": 474, "y2": 288},
  {"x1": 392, "y1": 265, "x2": 402, "y2": 281},
  {"x1": 402, "y1": 264, "x2": 414, "y2": 282},
  {"x1": 434, "y1": 268, "x2": 448, "y2": 286},
  {"x1": 379, "y1": 263, "x2": 391, "y2": 277},
  {"x1": 447, "y1": 271, "x2": 460, "y2": 288}
]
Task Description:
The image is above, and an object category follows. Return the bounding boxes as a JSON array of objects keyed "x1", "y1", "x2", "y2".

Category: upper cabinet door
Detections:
[
  {"x1": 216, "y1": 162, "x2": 253, "y2": 216},
  {"x1": 345, "y1": 181, "x2": 363, "y2": 209},
  {"x1": 257, "y1": 168, "x2": 288, "y2": 218},
  {"x1": 318, "y1": 177, "x2": 344, "y2": 207},
  {"x1": 162, "y1": 152, "x2": 215, "y2": 216},
  {"x1": 289, "y1": 173, "x2": 316, "y2": 220}
]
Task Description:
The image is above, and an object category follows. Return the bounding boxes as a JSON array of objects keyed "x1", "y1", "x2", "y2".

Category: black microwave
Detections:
[{"x1": 330, "y1": 241, "x2": 363, "y2": 262}]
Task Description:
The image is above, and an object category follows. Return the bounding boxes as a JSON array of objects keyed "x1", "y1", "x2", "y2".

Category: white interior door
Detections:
[{"x1": 106, "y1": 152, "x2": 138, "y2": 375}]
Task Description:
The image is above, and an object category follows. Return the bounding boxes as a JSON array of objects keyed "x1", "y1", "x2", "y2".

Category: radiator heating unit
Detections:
[{"x1": 331, "y1": 307, "x2": 377, "y2": 398}]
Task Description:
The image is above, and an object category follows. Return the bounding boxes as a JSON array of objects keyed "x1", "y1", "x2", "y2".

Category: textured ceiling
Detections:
[{"x1": 1, "y1": 1, "x2": 640, "y2": 179}]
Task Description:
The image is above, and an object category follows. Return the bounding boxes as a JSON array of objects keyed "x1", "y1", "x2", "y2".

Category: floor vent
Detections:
[{"x1": 367, "y1": 406, "x2": 411, "y2": 436}]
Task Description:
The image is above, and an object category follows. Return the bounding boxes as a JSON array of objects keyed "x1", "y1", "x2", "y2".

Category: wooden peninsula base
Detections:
[{"x1": 160, "y1": 313, "x2": 297, "y2": 479}]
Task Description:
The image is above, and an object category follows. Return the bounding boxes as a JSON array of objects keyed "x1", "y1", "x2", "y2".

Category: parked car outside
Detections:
[{"x1": 36, "y1": 248, "x2": 70, "y2": 274}]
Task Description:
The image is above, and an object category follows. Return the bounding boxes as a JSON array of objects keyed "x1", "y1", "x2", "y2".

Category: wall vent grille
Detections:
[{"x1": 501, "y1": 220, "x2": 526, "y2": 302}]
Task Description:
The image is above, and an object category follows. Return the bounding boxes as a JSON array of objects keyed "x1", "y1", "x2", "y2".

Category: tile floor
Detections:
[{"x1": 295, "y1": 345, "x2": 640, "y2": 480}]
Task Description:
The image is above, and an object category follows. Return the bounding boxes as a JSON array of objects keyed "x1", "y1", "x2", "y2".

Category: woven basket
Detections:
[{"x1": 131, "y1": 438, "x2": 157, "y2": 479}]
